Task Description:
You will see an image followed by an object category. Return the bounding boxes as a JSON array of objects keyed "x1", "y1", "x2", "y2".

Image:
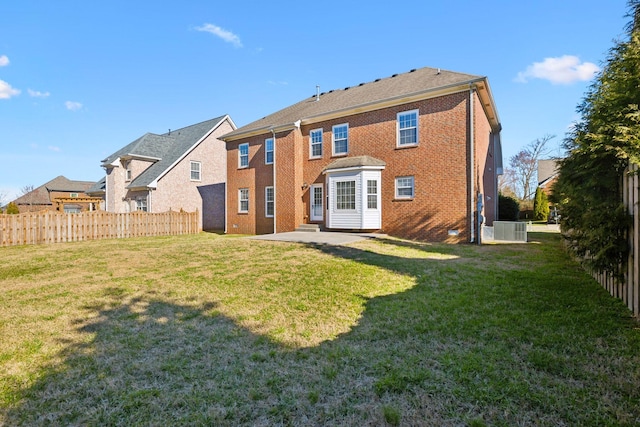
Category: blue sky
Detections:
[{"x1": 0, "y1": 0, "x2": 630, "y2": 201}]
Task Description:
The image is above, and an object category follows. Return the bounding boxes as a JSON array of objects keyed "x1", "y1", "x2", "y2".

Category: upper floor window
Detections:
[
  {"x1": 332, "y1": 124, "x2": 349, "y2": 156},
  {"x1": 395, "y1": 176, "x2": 415, "y2": 199},
  {"x1": 265, "y1": 138, "x2": 274, "y2": 164},
  {"x1": 125, "y1": 162, "x2": 132, "y2": 181},
  {"x1": 310, "y1": 129, "x2": 323, "y2": 158},
  {"x1": 239, "y1": 143, "x2": 249, "y2": 168},
  {"x1": 190, "y1": 161, "x2": 201, "y2": 181},
  {"x1": 239, "y1": 188, "x2": 249, "y2": 213},
  {"x1": 397, "y1": 110, "x2": 418, "y2": 147}
]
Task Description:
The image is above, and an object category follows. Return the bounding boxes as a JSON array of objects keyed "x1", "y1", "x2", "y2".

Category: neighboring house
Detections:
[
  {"x1": 222, "y1": 66, "x2": 503, "y2": 243},
  {"x1": 12, "y1": 176, "x2": 100, "y2": 213},
  {"x1": 85, "y1": 177, "x2": 106, "y2": 208},
  {"x1": 100, "y1": 116, "x2": 235, "y2": 230},
  {"x1": 537, "y1": 158, "x2": 560, "y2": 198}
]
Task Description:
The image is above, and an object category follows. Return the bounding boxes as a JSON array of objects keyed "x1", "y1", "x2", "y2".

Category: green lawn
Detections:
[{"x1": 0, "y1": 231, "x2": 639, "y2": 426}]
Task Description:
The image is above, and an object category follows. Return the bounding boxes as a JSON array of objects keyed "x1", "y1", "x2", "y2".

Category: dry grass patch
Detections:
[{"x1": 1, "y1": 232, "x2": 639, "y2": 426}]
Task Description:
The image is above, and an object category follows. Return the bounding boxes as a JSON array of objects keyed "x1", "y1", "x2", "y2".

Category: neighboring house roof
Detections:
[
  {"x1": 13, "y1": 176, "x2": 97, "y2": 205},
  {"x1": 86, "y1": 177, "x2": 106, "y2": 196},
  {"x1": 101, "y1": 115, "x2": 233, "y2": 190},
  {"x1": 537, "y1": 159, "x2": 560, "y2": 186},
  {"x1": 223, "y1": 66, "x2": 501, "y2": 140}
]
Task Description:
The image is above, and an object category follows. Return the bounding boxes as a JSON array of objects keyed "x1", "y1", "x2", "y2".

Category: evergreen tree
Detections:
[
  {"x1": 6, "y1": 202, "x2": 19, "y2": 214},
  {"x1": 533, "y1": 187, "x2": 550, "y2": 221},
  {"x1": 498, "y1": 194, "x2": 520, "y2": 221},
  {"x1": 553, "y1": 1, "x2": 640, "y2": 274}
]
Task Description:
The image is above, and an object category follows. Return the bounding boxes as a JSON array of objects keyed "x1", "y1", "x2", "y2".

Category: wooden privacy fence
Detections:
[
  {"x1": 591, "y1": 164, "x2": 640, "y2": 318},
  {"x1": 0, "y1": 210, "x2": 200, "y2": 247}
]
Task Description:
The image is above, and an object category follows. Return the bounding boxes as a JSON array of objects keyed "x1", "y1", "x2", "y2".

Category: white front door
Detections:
[{"x1": 310, "y1": 184, "x2": 323, "y2": 221}]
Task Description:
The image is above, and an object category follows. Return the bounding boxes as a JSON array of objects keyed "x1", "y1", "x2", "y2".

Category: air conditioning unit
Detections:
[{"x1": 493, "y1": 221, "x2": 527, "y2": 242}]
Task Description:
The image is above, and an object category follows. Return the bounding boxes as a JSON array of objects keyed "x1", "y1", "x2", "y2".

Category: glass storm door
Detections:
[{"x1": 310, "y1": 184, "x2": 323, "y2": 221}]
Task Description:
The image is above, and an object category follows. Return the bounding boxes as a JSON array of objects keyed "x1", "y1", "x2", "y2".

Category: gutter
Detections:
[
  {"x1": 270, "y1": 127, "x2": 277, "y2": 234},
  {"x1": 469, "y1": 84, "x2": 475, "y2": 243}
]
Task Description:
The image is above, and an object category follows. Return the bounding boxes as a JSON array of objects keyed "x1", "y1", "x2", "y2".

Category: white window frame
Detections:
[
  {"x1": 265, "y1": 186, "x2": 274, "y2": 218},
  {"x1": 239, "y1": 188, "x2": 249, "y2": 213},
  {"x1": 397, "y1": 110, "x2": 419, "y2": 147},
  {"x1": 310, "y1": 128, "x2": 323, "y2": 159},
  {"x1": 335, "y1": 180, "x2": 356, "y2": 210},
  {"x1": 265, "y1": 138, "x2": 274, "y2": 165},
  {"x1": 136, "y1": 197, "x2": 148, "y2": 212},
  {"x1": 367, "y1": 180, "x2": 378, "y2": 209},
  {"x1": 332, "y1": 123, "x2": 349, "y2": 156},
  {"x1": 190, "y1": 161, "x2": 201, "y2": 181},
  {"x1": 239, "y1": 143, "x2": 249, "y2": 168},
  {"x1": 395, "y1": 176, "x2": 415, "y2": 199}
]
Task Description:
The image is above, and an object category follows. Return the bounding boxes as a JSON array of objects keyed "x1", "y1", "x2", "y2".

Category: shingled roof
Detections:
[
  {"x1": 101, "y1": 116, "x2": 229, "y2": 189},
  {"x1": 13, "y1": 176, "x2": 97, "y2": 205},
  {"x1": 223, "y1": 66, "x2": 500, "y2": 140}
]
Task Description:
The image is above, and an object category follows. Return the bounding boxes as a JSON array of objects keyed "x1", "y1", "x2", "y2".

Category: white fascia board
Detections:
[{"x1": 322, "y1": 165, "x2": 386, "y2": 175}]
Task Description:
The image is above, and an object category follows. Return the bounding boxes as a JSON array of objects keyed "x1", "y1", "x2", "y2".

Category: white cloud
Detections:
[
  {"x1": 515, "y1": 55, "x2": 600, "y2": 85},
  {"x1": 65, "y1": 101, "x2": 83, "y2": 111},
  {"x1": 48, "y1": 145, "x2": 61, "y2": 152},
  {"x1": 0, "y1": 55, "x2": 9, "y2": 67},
  {"x1": 195, "y1": 23, "x2": 242, "y2": 48},
  {"x1": 0, "y1": 79, "x2": 20, "y2": 99},
  {"x1": 28, "y1": 89, "x2": 50, "y2": 98}
]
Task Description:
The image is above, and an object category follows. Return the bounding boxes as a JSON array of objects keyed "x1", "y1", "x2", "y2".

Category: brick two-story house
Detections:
[
  {"x1": 101, "y1": 115, "x2": 235, "y2": 230},
  {"x1": 222, "y1": 67, "x2": 502, "y2": 242}
]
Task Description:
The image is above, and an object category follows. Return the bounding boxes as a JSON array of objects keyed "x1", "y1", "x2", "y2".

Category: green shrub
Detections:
[
  {"x1": 498, "y1": 194, "x2": 520, "y2": 221},
  {"x1": 6, "y1": 202, "x2": 19, "y2": 214}
]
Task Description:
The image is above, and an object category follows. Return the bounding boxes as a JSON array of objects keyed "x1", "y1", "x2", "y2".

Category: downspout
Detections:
[
  {"x1": 270, "y1": 127, "x2": 277, "y2": 234},
  {"x1": 469, "y1": 84, "x2": 475, "y2": 243}
]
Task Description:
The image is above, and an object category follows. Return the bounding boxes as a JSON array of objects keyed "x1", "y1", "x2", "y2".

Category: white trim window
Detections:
[
  {"x1": 367, "y1": 180, "x2": 378, "y2": 209},
  {"x1": 265, "y1": 186, "x2": 274, "y2": 217},
  {"x1": 136, "y1": 197, "x2": 148, "y2": 212},
  {"x1": 239, "y1": 188, "x2": 249, "y2": 213},
  {"x1": 125, "y1": 162, "x2": 132, "y2": 181},
  {"x1": 332, "y1": 124, "x2": 349, "y2": 156},
  {"x1": 336, "y1": 180, "x2": 356, "y2": 210},
  {"x1": 310, "y1": 128, "x2": 323, "y2": 158},
  {"x1": 190, "y1": 161, "x2": 201, "y2": 181},
  {"x1": 265, "y1": 138, "x2": 274, "y2": 165},
  {"x1": 397, "y1": 110, "x2": 418, "y2": 147},
  {"x1": 395, "y1": 176, "x2": 414, "y2": 199},
  {"x1": 239, "y1": 143, "x2": 249, "y2": 168}
]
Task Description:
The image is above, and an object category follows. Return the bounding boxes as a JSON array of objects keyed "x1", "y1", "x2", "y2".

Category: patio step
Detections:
[{"x1": 295, "y1": 224, "x2": 320, "y2": 232}]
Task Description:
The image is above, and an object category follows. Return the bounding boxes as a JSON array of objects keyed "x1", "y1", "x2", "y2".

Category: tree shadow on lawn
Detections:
[{"x1": 3, "y1": 237, "x2": 640, "y2": 426}]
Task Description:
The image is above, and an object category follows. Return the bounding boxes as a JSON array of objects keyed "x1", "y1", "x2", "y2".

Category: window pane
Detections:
[
  {"x1": 239, "y1": 188, "x2": 249, "y2": 212},
  {"x1": 239, "y1": 144, "x2": 249, "y2": 167},
  {"x1": 266, "y1": 187, "x2": 274, "y2": 217},
  {"x1": 396, "y1": 176, "x2": 414, "y2": 198},
  {"x1": 311, "y1": 130, "x2": 323, "y2": 157},
  {"x1": 336, "y1": 181, "x2": 355, "y2": 210},
  {"x1": 265, "y1": 139, "x2": 273, "y2": 164},
  {"x1": 333, "y1": 125, "x2": 348, "y2": 154},
  {"x1": 367, "y1": 180, "x2": 377, "y2": 209},
  {"x1": 398, "y1": 111, "x2": 418, "y2": 145}
]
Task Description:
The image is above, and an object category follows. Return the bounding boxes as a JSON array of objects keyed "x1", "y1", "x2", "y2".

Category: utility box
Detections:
[{"x1": 492, "y1": 221, "x2": 527, "y2": 242}]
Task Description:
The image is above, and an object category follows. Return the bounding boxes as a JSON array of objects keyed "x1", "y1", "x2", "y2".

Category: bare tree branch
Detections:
[{"x1": 508, "y1": 135, "x2": 555, "y2": 201}]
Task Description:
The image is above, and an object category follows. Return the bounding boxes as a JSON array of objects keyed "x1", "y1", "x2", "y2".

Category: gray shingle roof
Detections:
[
  {"x1": 323, "y1": 155, "x2": 386, "y2": 172},
  {"x1": 101, "y1": 116, "x2": 228, "y2": 189},
  {"x1": 86, "y1": 177, "x2": 106, "y2": 195},
  {"x1": 223, "y1": 66, "x2": 484, "y2": 139}
]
